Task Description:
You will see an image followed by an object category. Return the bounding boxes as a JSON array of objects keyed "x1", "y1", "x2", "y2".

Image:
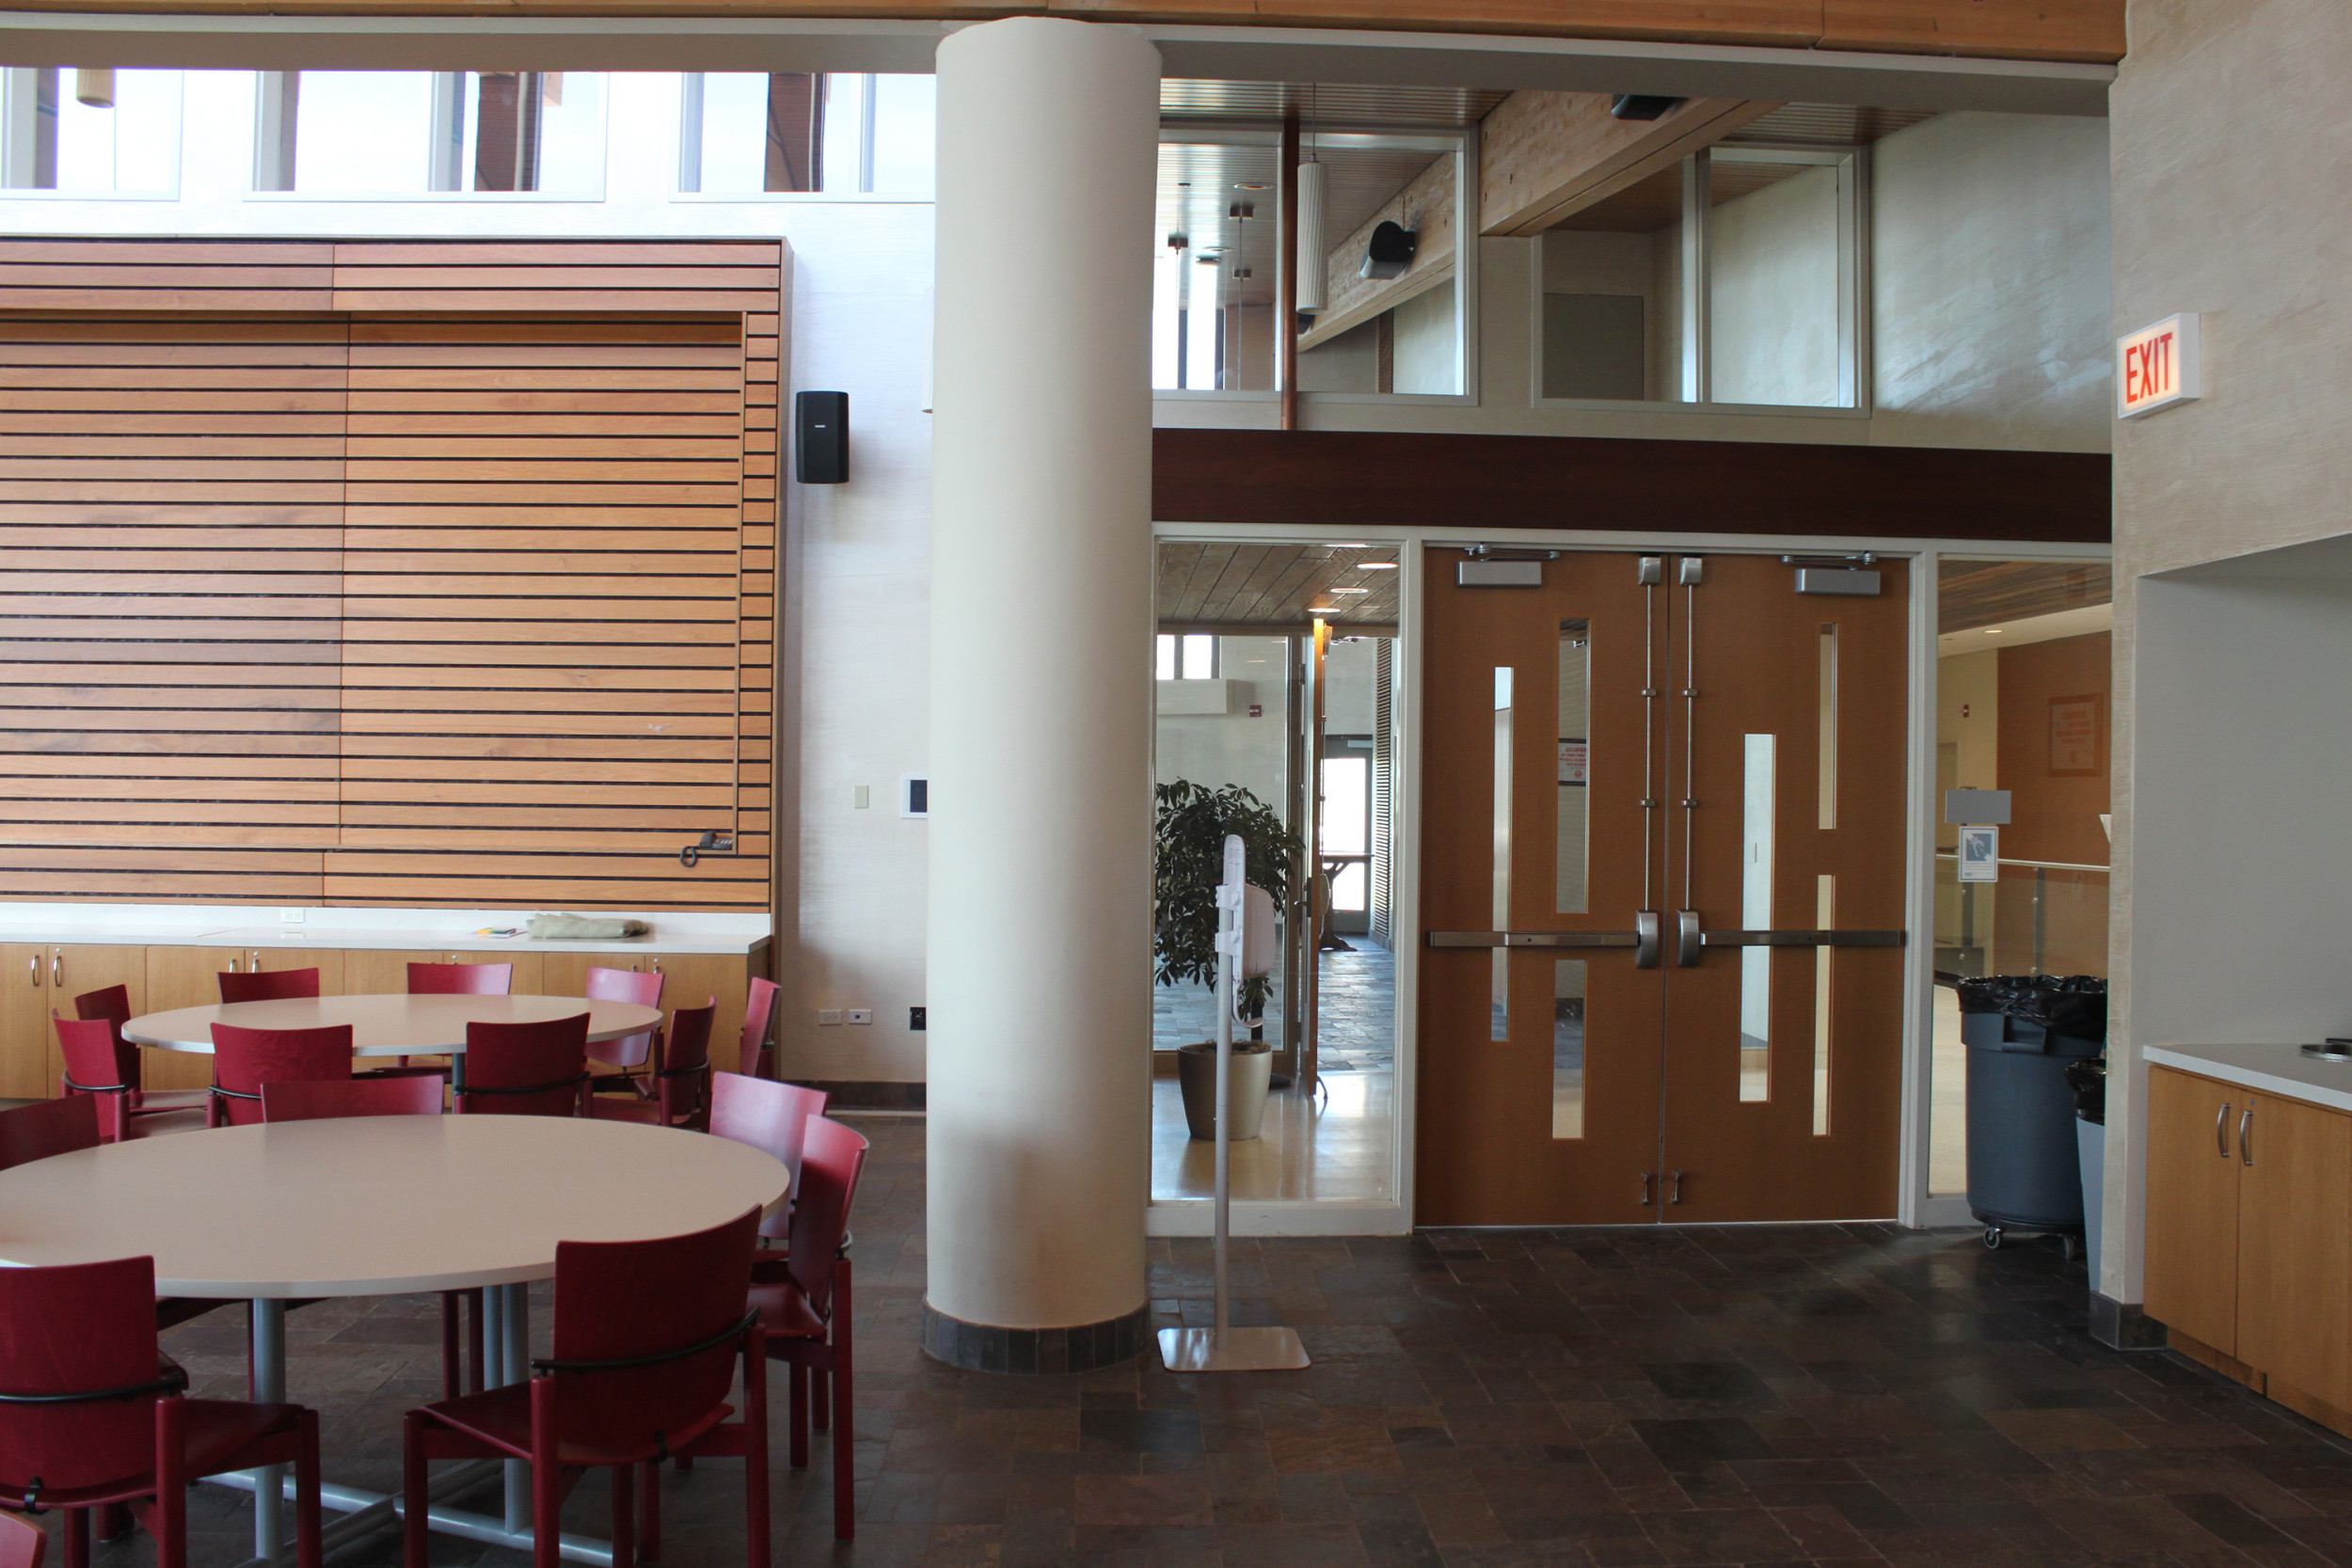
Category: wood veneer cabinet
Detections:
[
  {"x1": 0, "y1": 944, "x2": 149, "y2": 1100},
  {"x1": 2144, "y1": 1065, "x2": 2352, "y2": 1424}
]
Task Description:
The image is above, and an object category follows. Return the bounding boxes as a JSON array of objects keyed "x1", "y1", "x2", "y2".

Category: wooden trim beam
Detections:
[
  {"x1": 1152, "y1": 427, "x2": 2111, "y2": 544},
  {"x1": 1478, "y1": 91, "x2": 1779, "y2": 238}
]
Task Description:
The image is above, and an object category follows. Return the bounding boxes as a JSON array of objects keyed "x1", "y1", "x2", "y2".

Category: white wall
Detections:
[
  {"x1": 1873, "y1": 111, "x2": 2113, "y2": 451},
  {"x1": 1154, "y1": 636, "x2": 1290, "y2": 809},
  {"x1": 1391, "y1": 278, "x2": 1457, "y2": 395},
  {"x1": 1709, "y1": 165, "x2": 1840, "y2": 407}
]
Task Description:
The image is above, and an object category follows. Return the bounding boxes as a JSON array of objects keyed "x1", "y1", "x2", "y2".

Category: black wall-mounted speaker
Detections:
[{"x1": 796, "y1": 390, "x2": 849, "y2": 484}]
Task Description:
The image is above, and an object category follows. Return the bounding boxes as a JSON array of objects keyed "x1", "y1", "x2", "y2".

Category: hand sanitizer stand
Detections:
[{"x1": 1158, "y1": 833, "x2": 1311, "y2": 1373}]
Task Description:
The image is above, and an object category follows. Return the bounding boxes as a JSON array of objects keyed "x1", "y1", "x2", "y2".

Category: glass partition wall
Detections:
[
  {"x1": 1152, "y1": 541, "x2": 1402, "y2": 1205},
  {"x1": 1929, "y1": 560, "x2": 2114, "y2": 1196}
]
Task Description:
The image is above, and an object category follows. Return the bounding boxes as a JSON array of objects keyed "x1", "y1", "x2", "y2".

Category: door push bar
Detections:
[
  {"x1": 1676, "y1": 909, "x2": 1905, "y2": 967},
  {"x1": 1429, "y1": 911, "x2": 1666, "y2": 969}
]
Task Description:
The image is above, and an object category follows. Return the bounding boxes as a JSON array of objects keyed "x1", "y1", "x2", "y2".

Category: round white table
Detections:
[
  {"x1": 0, "y1": 1117, "x2": 785, "y2": 1566},
  {"x1": 124, "y1": 994, "x2": 664, "y2": 1059}
]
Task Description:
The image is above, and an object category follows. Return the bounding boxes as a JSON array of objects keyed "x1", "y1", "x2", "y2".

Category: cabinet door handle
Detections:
[
  {"x1": 2241, "y1": 1105, "x2": 2255, "y2": 1166},
  {"x1": 50, "y1": 953, "x2": 60, "y2": 987},
  {"x1": 26, "y1": 955, "x2": 36, "y2": 989},
  {"x1": 2217, "y1": 1102, "x2": 2232, "y2": 1157}
]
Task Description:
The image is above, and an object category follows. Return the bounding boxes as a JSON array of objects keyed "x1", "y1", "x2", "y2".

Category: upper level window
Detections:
[
  {"x1": 1, "y1": 69, "x2": 180, "y2": 194},
  {"x1": 1539, "y1": 144, "x2": 1864, "y2": 410},
  {"x1": 678, "y1": 73, "x2": 935, "y2": 196},
  {"x1": 252, "y1": 71, "x2": 605, "y2": 195}
]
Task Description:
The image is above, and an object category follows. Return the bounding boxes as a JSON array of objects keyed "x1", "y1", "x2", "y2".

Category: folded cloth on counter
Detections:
[{"x1": 528, "y1": 913, "x2": 651, "y2": 942}]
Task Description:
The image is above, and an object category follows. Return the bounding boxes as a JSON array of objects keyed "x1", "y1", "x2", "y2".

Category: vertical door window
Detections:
[
  {"x1": 1813, "y1": 874, "x2": 1836, "y2": 1135},
  {"x1": 1740, "y1": 733, "x2": 1775, "y2": 1101},
  {"x1": 1818, "y1": 623, "x2": 1839, "y2": 829},
  {"x1": 1553, "y1": 958, "x2": 1585, "y2": 1139},
  {"x1": 1556, "y1": 620, "x2": 1591, "y2": 913},
  {"x1": 1491, "y1": 666, "x2": 1513, "y2": 1041}
]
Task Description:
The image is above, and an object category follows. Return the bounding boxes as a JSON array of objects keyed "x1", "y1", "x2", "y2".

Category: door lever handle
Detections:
[
  {"x1": 1676, "y1": 910, "x2": 1702, "y2": 968},
  {"x1": 1634, "y1": 912, "x2": 1661, "y2": 970}
]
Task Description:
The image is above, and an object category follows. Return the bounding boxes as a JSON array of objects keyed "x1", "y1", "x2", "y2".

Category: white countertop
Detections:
[
  {"x1": 0, "y1": 903, "x2": 771, "y2": 957},
  {"x1": 2147, "y1": 1043, "x2": 2352, "y2": 1116}
]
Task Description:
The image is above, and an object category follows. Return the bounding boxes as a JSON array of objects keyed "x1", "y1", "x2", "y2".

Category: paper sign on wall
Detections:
[
  {"x1": 1957, "y1": 825, "x2": 2000, "y2": 884},
  {"x1": 1558, "y1": 738, "x2": 1587, "y2": 785},
  {"x1": 2117, "y1": 314, "x2": 2200, "y2": 419}
]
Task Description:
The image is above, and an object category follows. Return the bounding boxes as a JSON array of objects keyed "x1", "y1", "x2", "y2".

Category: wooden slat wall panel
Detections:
[
  {"x1": 0, "y1": 238, "x2": 785, "y2": 912},
  {"x1": 0, "y1": 318, "x2": 348, "y2": 901}
]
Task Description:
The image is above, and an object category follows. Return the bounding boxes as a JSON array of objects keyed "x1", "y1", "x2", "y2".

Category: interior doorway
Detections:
[{"x1": 1416, "y1": 548, "x2": 1911, "y2": 1225}]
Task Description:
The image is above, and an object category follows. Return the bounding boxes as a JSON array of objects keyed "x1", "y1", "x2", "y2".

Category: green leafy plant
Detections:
[{"x1": 1153, "y1": 779, "x2": 1300, "y2": 1020}]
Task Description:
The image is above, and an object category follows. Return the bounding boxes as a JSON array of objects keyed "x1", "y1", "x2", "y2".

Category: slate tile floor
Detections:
[{"x1": 65, "y1": 1116, "x2": 2352, "y2": 1568}]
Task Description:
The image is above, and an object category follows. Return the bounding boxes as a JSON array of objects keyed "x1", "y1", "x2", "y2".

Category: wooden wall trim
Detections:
[
  {"x1": 1151, "y1": 428, "x2": 2110, "y2": 544},
  {"x1": 0, "y1": 3, "x2": 2127, "y2": 64}
]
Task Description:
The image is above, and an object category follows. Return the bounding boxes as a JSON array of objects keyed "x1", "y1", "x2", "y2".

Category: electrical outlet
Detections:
[
  {"x1": 853, "y1": 784, "x2": 871, "y2": 810},
  {"x1": 909, "y1": 1006, "x2": 927, "y2": 1031},
  {"x1": 280, "y1": 907, "x2": 305, "y2": 924},
  {"x1": 846, "y1": 1008, "x2": 872, "y2": 1025},
  {"x1": 818, "y1": 1009, "x2": 843, "y2": 1026}
]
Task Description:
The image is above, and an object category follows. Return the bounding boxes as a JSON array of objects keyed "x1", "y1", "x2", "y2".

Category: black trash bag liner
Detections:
[
  {"x1": 1957, "y1": 974, "x2": 2107, "y2": 1037},
  {"x1": 2063, "y1": 1057, "x2": 2106, "y2": 1125}
]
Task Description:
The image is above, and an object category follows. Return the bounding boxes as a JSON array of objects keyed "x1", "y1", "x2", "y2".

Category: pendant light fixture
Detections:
[
  {"x1": 74, "y1": 69, "x2": 115, "y2": 108},
  {"x1": 1294, "y1": 87, "x2": 1326, "y2": 314}
]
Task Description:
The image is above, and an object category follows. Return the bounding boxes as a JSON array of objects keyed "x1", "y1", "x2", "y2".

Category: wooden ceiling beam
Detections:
[{"x1": 1477, "y1": 90, "x2": 1781, "y2": 238}]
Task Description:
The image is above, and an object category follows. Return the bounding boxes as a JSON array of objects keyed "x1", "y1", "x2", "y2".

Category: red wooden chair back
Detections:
[
  {"x1": 710, "y1": 1074, "x2": 829, "y2": 1240},
  {"x1": 219, "y1": 966, "x2": 321, "y2": 1004},
  {"x1": 582, "y1": 966, "x2": 662, "y2": 1069},
  {"x1": 0, "y1": 1256, "x2": 174, "y2": 1496},
  {"x1": 786, "y1": 1117, "x2": 868, "y2": 1321},
  {"x1": 546, "y1": 1208, "x2": 760, "y2": 1457},
  {"x1": 208, "y1": 1022, "x2": 354, "y2": 1128},
  {"x1": 739, "y1": 978, "x2": 779, "y2": 1078},
  {"x1": 659, "y1": 999, "x2": 716, "y2": 1119},
  {"x1": 408, "y1": 962, "x2": 511, "y2": 996},
  {"x1": 0, "y1": 1095, "x2": 100, "y2": 1172},
  {"x1": 262, "y1": 1076, "x2": 444, "y2": 1121},
  {"x1": 52, "y1": 1016, "x2": 133, "y2": 1142},
  {"x1": 70, "y1": 985, "x2": 141, "y2": 1091},
  {"x1": 0, "y1": 1506, "x2": 44, "y2": 1568},
  {"x1": 454, "y1": 1013, "x2": 588, "y2": 1117}
]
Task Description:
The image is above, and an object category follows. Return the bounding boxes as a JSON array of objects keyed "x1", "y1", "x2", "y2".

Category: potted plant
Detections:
[{"x1": 1154, "y1": 780, "x2": 1299, "y2": 1140}]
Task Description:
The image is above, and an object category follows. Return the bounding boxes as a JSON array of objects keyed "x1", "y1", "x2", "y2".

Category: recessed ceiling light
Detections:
[
  {"x1": 1328, "y1": 587, "x2": 1371, "y2": 594},
  {"x1": 1358, "y1": 562, "x2": 1397, "y2": 570},
  {"x1": 1984, "y1": 628, "x2": 2003, "y2": 636},
  {"x1": 1235, "y1": 182, "x2": 1269, "y2": 191}
]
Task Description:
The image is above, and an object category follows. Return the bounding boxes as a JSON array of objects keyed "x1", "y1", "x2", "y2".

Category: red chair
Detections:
[
  {"x1": 0, "y1": 1095, "x2": 102, "y2": 1172},
  {"x1": 581, "y1": 966, "x2": 664, "y2": 1097},
  {"x1": 738, "y1": 978, "x2": 779, "y2": 1079},
  {"x1": 217, "y1": 966, "x2": 320, "y2": 1004},
  {"x1": 0, "y1": 1509, "x2": 42, "y2": 1568},
  {"x1": 590, "y1": 1001, "x2": 714, "y2": 1132},
  {"x1": 408, "y1": 962, "x2": 510, "y2": 995},
  {"x1": 750, "y1": 1116, "x2": 867, "y2": 1540},
  {"x1": 402, "y1": 1210, "x2": 769, "y2": 1568},
  {"x1": 55, "y1": 1018, "x2": 147, "y2": 1143},
  {"x1": 207, "y1": 1022, "x2": 353, "y2": 1129},
  {"x1": 69, "y1": 986, "x2": 208, "y2": 1126},
  {"x1": 0, "y1": 1255, "x2": 324, "y2": 1568},
  {"x1": 453, "y1": 1014, "x2": 589, "y2": 1117},
  {"x1": 262, "y1": 1077, "x2": 444, "y2": 1121},
  {"x1": 709, "y1": 1073, "x2": 830, "y2": 1250}
]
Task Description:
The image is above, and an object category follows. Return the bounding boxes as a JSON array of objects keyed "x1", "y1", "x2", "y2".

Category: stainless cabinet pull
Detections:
[
  {"x1": 1641, "y1": 1172, "x2": 1654, "y2": 1207},
  {"x1": 1670, "y1": 1170, "x2": 1685, "y2": 1205},
  {"x1": 2240, "y1": 1105, "x2": 2255, "y2": 1166},
  {"x1": 50, "y1": 953, "x2": 60, "y2": 987},
  {"x1": 229, "y1": 957, "x2": 241, "y2": 972},
  {"x1": 26, "y1": 955, "x2": 36, "y2": 988},
  {"x1": 2217, "y1": 1102, "x2": 2231, "y2": 1157}
]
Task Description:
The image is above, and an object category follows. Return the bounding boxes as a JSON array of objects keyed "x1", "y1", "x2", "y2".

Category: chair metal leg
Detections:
[
  {"x1": 294, "y1": 1408, "x2": 324, "y2": 1568},
  {"x1": 403, "y1": 1413, "x2": 431, "y2": 1568},
  {"x1": 832, "y1": 1262, "x2": 854, "y2": 1542},
  {"x1": 531, "y1": 1383, "x2": 562, "y2": 1568},
  {"x1": 637, "y1": 1459, "x2": 661, "y2": 1561},
  {"x1": 610, "y1": 1464, "x2": 634, "y2": 1568},
  {"x1": 97, "y1": 1503, "x2": 134, "y2": 1543},
  {"x1": 61, "y1": 1508, "x2": 90, "y2": 1568}
]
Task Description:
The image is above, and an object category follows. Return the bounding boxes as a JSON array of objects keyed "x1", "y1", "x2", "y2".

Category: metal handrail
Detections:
[{"x1": 1933, "y1": 851, "x2": 2109, "y2": 874}]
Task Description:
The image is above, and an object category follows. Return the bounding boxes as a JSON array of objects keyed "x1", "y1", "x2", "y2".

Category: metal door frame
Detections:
[{"x1": 1149, "y1": 521, "x2": 2111, "y2": 1237}]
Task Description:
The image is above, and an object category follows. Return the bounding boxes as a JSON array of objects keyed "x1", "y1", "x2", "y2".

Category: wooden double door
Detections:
[{"x1": 1416, "y1": 550, "x2": 1909, "y2": 1225}]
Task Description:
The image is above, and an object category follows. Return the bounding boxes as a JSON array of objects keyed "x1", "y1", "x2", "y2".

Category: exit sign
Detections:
[{"x1": 2117, "y1": 314, "x2": 2200, "y2": 419}]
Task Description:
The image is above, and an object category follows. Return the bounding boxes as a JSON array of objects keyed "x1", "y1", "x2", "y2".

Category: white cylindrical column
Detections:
[{"x1": 924, "y1": 16, "x2": 1160, "y2": 1372}]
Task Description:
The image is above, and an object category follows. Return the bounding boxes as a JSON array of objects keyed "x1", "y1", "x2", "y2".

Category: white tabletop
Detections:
[
  {"x1": 124, "y1": 994, "x2": 664, "y2": 1056},
  {"x1": 0, "y1": 1117, "x2": 788, "y2": 1296}
]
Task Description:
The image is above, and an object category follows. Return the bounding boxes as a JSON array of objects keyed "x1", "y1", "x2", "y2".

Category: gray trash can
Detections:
[{"x1": 1960, "y1": 976, "x2": 2106, "y2": 1252}]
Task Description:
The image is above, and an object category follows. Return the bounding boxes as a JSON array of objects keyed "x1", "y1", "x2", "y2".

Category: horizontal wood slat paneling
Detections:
[{"x1": 0, "y1": 239, "x2": 783, "y2": 912}]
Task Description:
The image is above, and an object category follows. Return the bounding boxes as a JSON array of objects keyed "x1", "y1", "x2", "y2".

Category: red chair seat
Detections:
[
  {"x1": 4, "y1": 1397, "x2": 309, "y2": 1510},
  {"x1": 415, "y1": 1383, "x2": 737, "y2": 1469},
  {"x1": 747, "y1": 1278, "x2": 828, "y2": 1340}
]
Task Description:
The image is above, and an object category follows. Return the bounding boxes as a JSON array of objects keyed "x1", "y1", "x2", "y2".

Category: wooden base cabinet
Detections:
[{"x1": 2144, "y1": 1066, "x2": 2352, "y2": 1420}]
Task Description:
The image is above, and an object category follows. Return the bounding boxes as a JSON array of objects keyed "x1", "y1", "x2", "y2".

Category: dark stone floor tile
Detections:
[{"x1": 1631, "y1": 1419, "x2": 1779, "y2": 1468}]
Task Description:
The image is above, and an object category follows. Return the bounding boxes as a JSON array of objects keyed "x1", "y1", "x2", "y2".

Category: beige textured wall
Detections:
[{"x1": 2105, "y1": 0, "x2": 2352, "y2": 1301}]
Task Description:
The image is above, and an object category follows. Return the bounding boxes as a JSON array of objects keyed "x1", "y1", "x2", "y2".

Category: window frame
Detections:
[{"x1": 1530, "y1": 141, "x2": 1872, "y2": 420}]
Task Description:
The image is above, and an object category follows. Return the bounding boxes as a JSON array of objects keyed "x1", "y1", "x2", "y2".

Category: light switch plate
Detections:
[
  {"x1": 280, "y1": 907, "x2": 305, "y2": 924},
  {"x1": 847, "y1": 1008, "x2": 872, "y2": 1025},
  {"x1": 818, "y1": 1009, "x2": 843, "y2": 1026}
]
